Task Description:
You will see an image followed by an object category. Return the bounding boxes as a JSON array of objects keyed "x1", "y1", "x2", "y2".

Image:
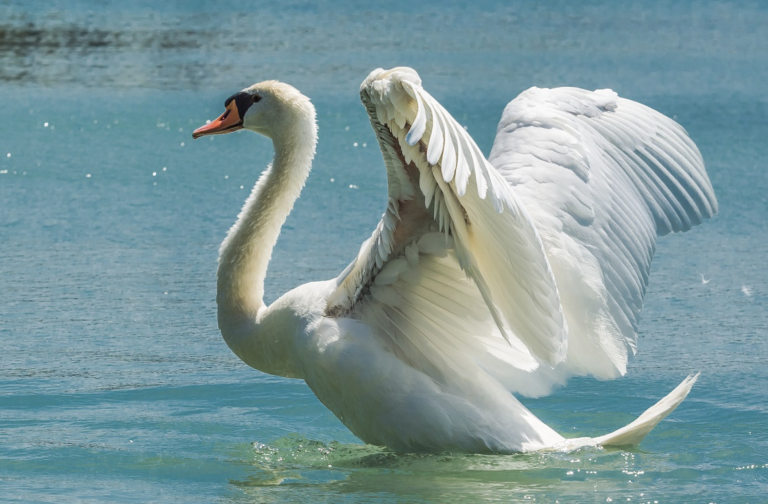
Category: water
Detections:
[{"x1": 1, "y1": 1, "x2": 766, "y2": 502}]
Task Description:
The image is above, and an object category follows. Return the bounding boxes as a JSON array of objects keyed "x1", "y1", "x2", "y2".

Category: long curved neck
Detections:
[{"x1": 217, "y1": 119, "x2": 317, "y2": 375}]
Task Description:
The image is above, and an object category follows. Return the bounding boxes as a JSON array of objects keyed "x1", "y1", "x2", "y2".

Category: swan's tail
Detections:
[
  {"x1": 594, "y1": 373, "x2": 699, "y2": 447},
  {"x1": 553, "y1": 373, "x2": 699, "y2": 451}
]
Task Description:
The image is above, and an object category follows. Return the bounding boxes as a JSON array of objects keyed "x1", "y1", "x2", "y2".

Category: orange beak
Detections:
[{"x1": 192, "y1": 101, "x2": 243, "y2": 139}]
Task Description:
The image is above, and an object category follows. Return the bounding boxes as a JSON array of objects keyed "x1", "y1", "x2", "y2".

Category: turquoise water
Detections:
[{"x1": 1, "y1": 1, "x2": 767, "y2": 502}]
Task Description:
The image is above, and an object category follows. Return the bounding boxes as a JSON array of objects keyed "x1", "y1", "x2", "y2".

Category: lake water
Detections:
[{"x1": 1, "y1": 1, "x2": 767, "y2": 502}]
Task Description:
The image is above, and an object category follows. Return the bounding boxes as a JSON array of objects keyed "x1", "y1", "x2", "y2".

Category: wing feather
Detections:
[
  {"x1": 489, "y1": 86, "x2": 717, "y2": 378},
  {"x1": 327, "y1": 68, "x2": 571, "y2": 396},
  {"x1": 326, "y1": 70, "x2": 715, "y2": 396}
]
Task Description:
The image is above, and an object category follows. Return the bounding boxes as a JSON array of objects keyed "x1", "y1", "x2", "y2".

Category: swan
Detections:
[{"x1": 191, "y1": 67, "x2": 717, "y2": 453}]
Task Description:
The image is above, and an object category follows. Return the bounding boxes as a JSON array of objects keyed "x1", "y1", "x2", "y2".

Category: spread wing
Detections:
[
  {"x1": 489, "y1": 86, "x2": 718, "y2": 379},
  {"x1": 324, "y1": 67, "x2": 569, "y2": 396}
]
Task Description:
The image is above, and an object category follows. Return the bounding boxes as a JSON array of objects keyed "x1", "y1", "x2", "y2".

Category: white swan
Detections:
[{"x1": 192, "y1": 67, "x2": 717, "y2": 453}]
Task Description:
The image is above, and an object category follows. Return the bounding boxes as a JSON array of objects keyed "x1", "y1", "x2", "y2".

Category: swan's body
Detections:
[{"x1": 192, "y1": 68, "x2": 716, "y2": 453}]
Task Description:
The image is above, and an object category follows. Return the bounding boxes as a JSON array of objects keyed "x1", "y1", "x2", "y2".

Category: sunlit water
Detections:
[{"x1": 1, "y1": 1, "x2": 767, "y2": 503}]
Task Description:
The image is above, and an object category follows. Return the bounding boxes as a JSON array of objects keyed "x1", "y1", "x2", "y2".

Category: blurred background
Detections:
[{"x1": 1, "y1": 1, "x2": 766, "y2": 503}]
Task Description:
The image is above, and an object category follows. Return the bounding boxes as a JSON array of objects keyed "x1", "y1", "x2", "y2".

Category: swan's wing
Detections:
[
  {"x1": 489, "y1": 87, "x2": 717, "y2": 379},
  {"x1": 325, "y1": 67, "x2": 567, "y2": 394}
]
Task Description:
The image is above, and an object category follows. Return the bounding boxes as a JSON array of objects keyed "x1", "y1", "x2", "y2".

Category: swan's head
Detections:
[{"x1": 193, "y1": 80, "x2": 315, "y2": 140}]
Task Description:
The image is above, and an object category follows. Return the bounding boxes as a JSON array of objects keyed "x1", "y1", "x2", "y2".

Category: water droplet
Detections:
[
  {"x1": 152, "y1": 172, "x2": 157, "y2": 176},
  {"x1": 44, "y1": 122, "x2": 49, "y2": 127},
  {"x1": 362, "y1": 143, "x2": 367, "y2": 147},
  {"x1": 330, "y1": 178, "x2": 335, "y2": 182},
  {"x1": 349, "y1": 184, "x2": 359, "y2": 189},
  {"x1": 345, "y1": 126, "x2": 349, "y2": 131},
  {"x1": 86, "y1": 174, "x2": 91, "y2": 178},
  {"x1": 162, "y1": 167, "x2": 167, "y2": 171},
  {"x1": 353, "y1": 142, "x2": 358, "y2": 147},
  {"x1": 180, "y1": 142, "x2": 185, "y2": 147},
  {"x1": 224, "y1": 175, "x2": 229, "y2": 179}
]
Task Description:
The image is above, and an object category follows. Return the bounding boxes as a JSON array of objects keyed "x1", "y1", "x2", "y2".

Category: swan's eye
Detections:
[{"x1": 252, "y1": 95, "x2": 261, "y2": 103}]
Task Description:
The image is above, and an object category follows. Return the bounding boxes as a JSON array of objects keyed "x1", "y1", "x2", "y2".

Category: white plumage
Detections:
[{"x1": 192, "y1": 67, "x2": 716, "y2": 453}]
